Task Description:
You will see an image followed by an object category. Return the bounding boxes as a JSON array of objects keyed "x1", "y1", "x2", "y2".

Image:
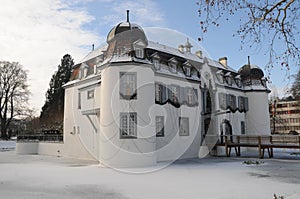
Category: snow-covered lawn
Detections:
[{"x1": 0, "y1": 149, "x2": 299, "y2": 199}]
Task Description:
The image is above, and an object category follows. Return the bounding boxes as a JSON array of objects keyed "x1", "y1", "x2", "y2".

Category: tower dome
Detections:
[
  {"x1": 238, "y1": 63, "x2": 264, "y2": 79},
  {"x1": 238, "y1": 56, "x2": 264, "y2": 80},
  {"x1": 106, "y1": 10, "x2": 148, "y2": 45}
]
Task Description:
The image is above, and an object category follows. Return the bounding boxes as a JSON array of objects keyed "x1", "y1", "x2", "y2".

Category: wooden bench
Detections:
[{"x1": 215, "y1": 135, "x2": 300, "y2": 159}]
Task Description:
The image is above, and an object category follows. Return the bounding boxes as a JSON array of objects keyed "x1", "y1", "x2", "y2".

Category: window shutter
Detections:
[
  {"x1": 179, "y1": 87, "x2": 185, "y2": 104},
  {"x1": 244, "y1": 97, "x2": 249, "y2": 112}
]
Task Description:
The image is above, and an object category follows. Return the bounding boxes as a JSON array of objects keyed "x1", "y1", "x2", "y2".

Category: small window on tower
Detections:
[
  {"x1": 120, "y1": 72, "x2": 137, "y2": 100},
  {"x1": 135, "y1": 48, "x2": 144, "y2": 59}
]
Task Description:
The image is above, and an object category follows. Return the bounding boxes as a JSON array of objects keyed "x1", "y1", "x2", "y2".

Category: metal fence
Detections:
[{"x1": 17, "y1": 134, "x2": 63, "y2": 143}]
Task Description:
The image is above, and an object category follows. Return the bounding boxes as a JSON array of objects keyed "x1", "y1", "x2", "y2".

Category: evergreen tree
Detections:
[{"x1": 40, "y1": 54, "x2": 74, "y2": 128}]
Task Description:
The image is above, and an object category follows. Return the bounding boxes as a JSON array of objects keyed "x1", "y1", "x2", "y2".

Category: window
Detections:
[
  {"x1": 153, "y1": 59, "x2": 160, "y2": 70},
  {"x1": 228, "y1": 94, "x2": 237, "y2": 110},
  {"x1": 78, "y1": 92, "x2": 81, "y2": 109},
  {"x1": 226, "y1": 76, "x2": 233, "y2": 86},
  {"x1": 170, "y1": 85, "x2": 179, "y2": 104},
  {"x1": 238, "y1": 96, "x2": 249, "y2": 112},
  {"x1": 170, "y1": 63, "x2": 177, "y2": 73},
  {"x1": 185, "y1": 67, "x2": 191, "y2": 76},
  {"x1": 241, "y1": 121, "x2": 245, "y2": 135},
  {"x1": 179, "y1": 117, "x2": 189, "y2": 136},
  {"x1": 186, "y1": 87, "x2": 198, "y2": 106},
  {"x1": 187, "y1": 88, "x2": 193, "y2": 105},
  {"x1": 156, "y1": 116, "x2": 164, "y2": 137},
  {"x1": 169, "y1": 58, "x2": 178, "y2": 73},
  {"x1": 216, "y1": 70, "x2": 224, "y2": 83},
  {"x1": 135, "y1": 48, "x2": 144, "y2": 59},
  {"x1": 235, "y1": 78, "x2": 242, "y2": 88},
  {"x1": 155, "y1": 83, "x2": 164, "y2": 103},
  {"x1": 87, "y1": 90, "x2": 94, "y2": 99},
  {"x1": 120, "y1": 112, "x2": 137, "y2": 138},
  {"x1": 219, "y1": 93, "x2": 227, "y2": 110},
  {"x1": 120, "y1": 72, "x2": 137, "y2": 100}
]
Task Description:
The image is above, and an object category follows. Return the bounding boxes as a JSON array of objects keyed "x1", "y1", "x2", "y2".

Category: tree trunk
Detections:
[{"x1": 0, "y1": 120, "x2": 8, "y2": 140}]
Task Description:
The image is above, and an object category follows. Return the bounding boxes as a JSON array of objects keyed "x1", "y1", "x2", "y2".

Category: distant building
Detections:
[
  {"x1": 17, "y1": 13, "x2": 271, "y2": 167},
  {"x1": 269, "y1": 99, "x2": 300, "y2": 134}
]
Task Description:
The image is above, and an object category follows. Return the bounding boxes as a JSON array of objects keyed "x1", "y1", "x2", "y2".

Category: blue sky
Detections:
[
  {"x1": 0, "y1": 0, "x2": 298, "y2": 113},
  {"x1": 77, "y1": 0, "x2": 298, "y2": 95}
]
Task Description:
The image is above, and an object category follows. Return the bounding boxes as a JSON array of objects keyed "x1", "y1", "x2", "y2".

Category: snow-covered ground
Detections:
[{"x1": 0, "y1": 145, "x2": 299, "y2": 199}]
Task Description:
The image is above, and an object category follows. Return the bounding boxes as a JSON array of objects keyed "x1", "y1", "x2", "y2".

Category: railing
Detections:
[{"x1": 17, "y1": 134, "x2": 63, "y2": 143}]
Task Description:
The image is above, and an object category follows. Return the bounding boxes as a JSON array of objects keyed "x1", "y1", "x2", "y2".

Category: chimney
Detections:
[
  {"x1": 178, "y1": 44, "x2": 184, "y2": 53},
  {"x1": 195, "y1": 50, "x2": 202, "y2": 58},
  {"x1": 219, "y1": 57, "x2": 227, "y2": 68}
]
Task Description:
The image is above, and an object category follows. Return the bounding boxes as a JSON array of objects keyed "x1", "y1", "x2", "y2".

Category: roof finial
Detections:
[
  {"x1": 185, "y1": 38, "x2": 193, "y2": 53},
  {"x1": 126, "y1": 10, "x2": 130, "y2": 22},
  {"x1": 248, "y1": 56, "x2": 250, "y2": 65}
]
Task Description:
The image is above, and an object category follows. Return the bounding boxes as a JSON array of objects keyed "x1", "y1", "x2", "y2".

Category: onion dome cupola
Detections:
[
  {"x1": 238, "y1": 56, "x2": 268, "y2": 88},
  {"x1": 106, "y1": 10, "x2": 148, "y2": 59}
]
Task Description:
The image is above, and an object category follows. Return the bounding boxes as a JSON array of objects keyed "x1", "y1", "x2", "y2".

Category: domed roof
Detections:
[
  {"x1": 106, "y1": 21, "x2": 148, "y2": 44},
  {"x1": 238, "y1": 64, "x2": 264, "y2": 79}
]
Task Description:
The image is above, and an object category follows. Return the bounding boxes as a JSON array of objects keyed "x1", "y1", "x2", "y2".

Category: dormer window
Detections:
[
  {"x1": 225, "y1": 72, "x2": 232, "y2": 86},
  {"x1": 183, "y1": 61, "x2": 192, "y2": 77},
  {"x1": 153, "y1": 59, "x2": 160, "y2": 70},
  {"x1": 135, "y1": 48, "x2": 144, "y2": 59},
  {"x1": 150, "y1": 52, "x2": 160, "y2": 70},
  {"x1": 133, "y1": 39, "x2": 147, "y2": 59},
  {"x1": 216, "y1": 70, "x2": 224, "y2": 83},
  {"x1": 185, "y1": 67, "x2": 191, "y2": 76},
  {"x1": 235, "y1": 75, "x2": 242, "y2": 88},
  {"x1": 169, "y1": 57, "x2": 177, "y2": 73},
  {"x1": 171, "y1": 63, "x2": 177, "y2": 73}
]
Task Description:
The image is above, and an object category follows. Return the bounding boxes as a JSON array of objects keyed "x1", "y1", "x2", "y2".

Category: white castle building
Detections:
[{"x1": 17, "y1": 14, "x2": 271, "y2": 167}]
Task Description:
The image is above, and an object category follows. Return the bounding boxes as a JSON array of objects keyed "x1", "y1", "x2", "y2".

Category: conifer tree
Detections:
[{"x1": 40, "y1": 54, "x2": 74, "y2": 128}]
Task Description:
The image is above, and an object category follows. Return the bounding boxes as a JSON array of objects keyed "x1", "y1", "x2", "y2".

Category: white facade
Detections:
[{"x1": 17, "y1": 19, "x2": 271, "y2": 167}]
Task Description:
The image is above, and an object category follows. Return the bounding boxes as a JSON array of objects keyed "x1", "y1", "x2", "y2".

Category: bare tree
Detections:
[
  {"x1": 0, "y1": 61, "x2": 30, "y2": 139},
  {"x1": 197, "y1": 0, "x2": 300, "y2": 75},
  {"x1": 290, "y1": 68, "x2": 300, "y2": 99}
]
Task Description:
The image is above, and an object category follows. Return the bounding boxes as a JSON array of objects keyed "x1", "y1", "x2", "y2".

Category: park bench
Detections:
[{"x1": 215, "y1": 135, "x2": 300, "y2": 159}]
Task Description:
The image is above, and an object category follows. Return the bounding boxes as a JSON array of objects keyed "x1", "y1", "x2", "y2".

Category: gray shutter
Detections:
[
  {"x1": 193, "y1": 88, "x2": 198, "y2": 106},
  {"x1": 244, "y1": 97, "x2": 249, "y2": 112}
]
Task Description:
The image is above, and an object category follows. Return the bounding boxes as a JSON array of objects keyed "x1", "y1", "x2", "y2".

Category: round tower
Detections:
[
  {"x1": 99, "y1": 13, "x2": 156, "y2": 168},
  {"x1": 238, "y1": 62, "x2": 271, "y2": 135}
]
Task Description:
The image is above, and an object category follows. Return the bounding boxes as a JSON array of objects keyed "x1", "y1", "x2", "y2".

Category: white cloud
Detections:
[
  {"x1": 100, "y1": 0, "x2": 165, "y2": 27},
  {"x1": 0, "y1": 0, "x2": 99, "y2": 115}
]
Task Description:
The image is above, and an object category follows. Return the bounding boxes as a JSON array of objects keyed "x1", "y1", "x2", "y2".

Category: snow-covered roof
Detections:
[
  {"x1": 79, "y1": 44, "x2": 108, "y2": 64},
  {"x1": 147, "y1": 41, "x2": 237, "y2": 73}
]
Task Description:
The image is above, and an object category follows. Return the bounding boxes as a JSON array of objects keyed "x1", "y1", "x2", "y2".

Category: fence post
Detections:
[
  {"x1": 225, "y1": 136, "x2": 229, "y2": 157},
  {"x1": 258, "y1": 136, "x2": 263, "y2": 159}
]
